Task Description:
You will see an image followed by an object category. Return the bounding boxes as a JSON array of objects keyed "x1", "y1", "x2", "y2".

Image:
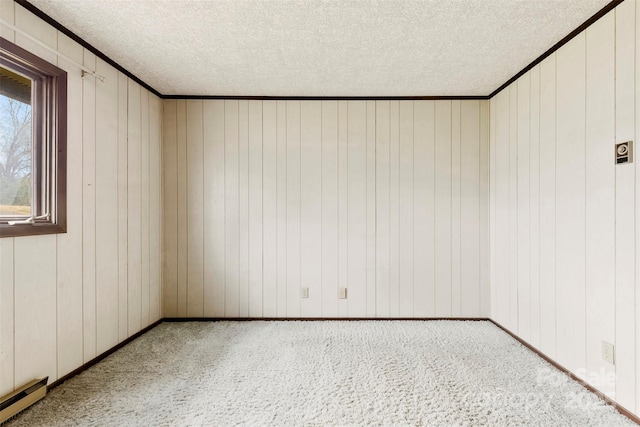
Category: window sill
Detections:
[{"x1": 0, "y1": 223, "x2": 67, "y2": 238}]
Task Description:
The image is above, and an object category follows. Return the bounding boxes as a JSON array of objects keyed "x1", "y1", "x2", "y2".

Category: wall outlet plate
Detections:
[
  {"x1": 301, "y1": 287, "x2": 309, "y2": 299},
  {"x1": 602, "y1": 341, "x2": 615, "y2": 364},
  {"x1": 339, "y1": 287, "x2": 347, "y2": 299}
]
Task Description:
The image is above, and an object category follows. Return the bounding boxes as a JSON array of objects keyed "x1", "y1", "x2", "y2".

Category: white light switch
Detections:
[
  {"x1": 339, "y1": 287, "x2": 347, "y2": 299},
  {"x1": 301, "y1": 287, "x2": 309, "y2": 299}
]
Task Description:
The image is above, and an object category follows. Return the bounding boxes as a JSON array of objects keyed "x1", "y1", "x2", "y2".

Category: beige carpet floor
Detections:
[{"x1": 6, "y1": 320, "x2": 636, "y2": 426}]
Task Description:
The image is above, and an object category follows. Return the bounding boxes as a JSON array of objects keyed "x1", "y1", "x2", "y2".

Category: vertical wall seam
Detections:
[
  {"x1": 612, "y1": 7, "x2": 618, "y2": 391},
  {"x1": 173, "y1": 100, "x2": 177, "y2": 317},
  {"x1": 298, "y1": 102, "x2": 301, "y2": 316},
  {"x1": 432, "y1": 101, "x2": 436, "y2": 315},
  {"x1": 538, "y1": 66, "x2": 542, "y2": 347},
  {"x1": 80, "y1": 47, "x2": 85, "y2": 361},
  {"x1": 412, "y1": 101, "x2": 415, "y2": 317},
  {"x1": 530, "y1": 70, "x2": 534, "y2": 340},
  {"x1": 450, "y1": 100, "x2": 453, "y2": 316},
  {"x1": 347, "y1": 101, "x2": 350, "y2": 317},
  {"x1": 515, "y1": 84, "x2": 519, "y2": 336},
  {"x1": 116, "y1": 68, "x2": 121, "y2": 338},
  {"x1": 583, "y1": 31, "x2": 588, "y2": 373},
  {"x1": 185, "y1": 100, "x2": 189, "y2": 317},
  {"x1": 478, "y1": 100, "x2": 482, "y2": 316},
  {"x1": 201, "y1": 101, "x2": 205, "y2": 316},
  {"x1": 320, "y1": 101, "x2": 323, "y2": 316},
  {"x1": 93, "y1": 53, "x2": 97, "y2": 354},
  {"x1": 633, "y1": 1, "x2": 638, "y2": 405},
  {"x1": 223, "y1": 101, "x2": 227, "y2": 316},
  {"x1": 238, "y1": 101, "x2": 241, "y2": 316},
  {"x1": 554, "y1": 51, "x2": 558, "y2": 358},
  {"x1": 507, "y1": 87, "x2": 511, "y2": 328},
  {"x1": 373, "y1": 101, "x2": 377, "y2": 317},
  {"x1": 634, "y1": 1, "x2": 638, "y2": 405}
]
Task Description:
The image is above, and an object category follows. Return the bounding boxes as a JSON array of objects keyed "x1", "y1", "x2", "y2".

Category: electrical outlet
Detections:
[
  {"x1": 339, "y1": 287, "x2": 347, "y2": 299},
  {"x1": 602, "y1": 341, "x2": 615, "y2": 364},
  {"x1": 301, "y1": 287, "x2": 309, "y2": 299}
]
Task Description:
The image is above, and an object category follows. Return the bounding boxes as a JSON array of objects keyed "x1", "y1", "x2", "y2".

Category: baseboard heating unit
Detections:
[{"x1": 0, "y1": 378, "x2": 48, "y2": 424}]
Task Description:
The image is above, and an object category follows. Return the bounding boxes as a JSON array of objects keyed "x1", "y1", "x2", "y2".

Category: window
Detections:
[{"x1": 0, "y1": 37, "x2": 66, "y2": 237}]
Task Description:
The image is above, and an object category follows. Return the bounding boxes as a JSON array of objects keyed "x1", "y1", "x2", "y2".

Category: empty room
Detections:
[{"x1": 0, "y1": 0, "x2": 639, "y2": 425}]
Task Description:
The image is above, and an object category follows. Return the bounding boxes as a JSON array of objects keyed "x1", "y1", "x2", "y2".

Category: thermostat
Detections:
[{"x1": 616, "y1": 141, "x2": 633, "y2": 164}]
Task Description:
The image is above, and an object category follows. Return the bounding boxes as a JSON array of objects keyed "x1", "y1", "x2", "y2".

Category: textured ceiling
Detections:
[{"x1": 26, "y1": 0, "x2": 612, "y2": 97}]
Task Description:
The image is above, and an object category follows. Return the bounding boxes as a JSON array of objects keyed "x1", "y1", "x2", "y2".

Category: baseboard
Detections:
[
  {"x1": 489, "y1": 319, "x2": 640, "y2": 426},
  {"x1": 163, "y1": 317, "x2": 491, "y2": 322},
  {"x1": 47, "y1": 319, "x2": 163, "y2": 390}
]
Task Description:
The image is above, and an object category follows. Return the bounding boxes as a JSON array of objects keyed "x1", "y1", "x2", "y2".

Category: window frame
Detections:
[{"x1": 0, "y1": 37, "x2": 67, "y2": 238}]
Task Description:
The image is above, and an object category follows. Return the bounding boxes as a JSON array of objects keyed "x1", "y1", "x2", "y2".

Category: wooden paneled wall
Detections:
[
  {"x1": 490, "y1": 1, "x2": 640, "y2": 414},
  {"x1": 0, "y1": 2, "x2": 163, "y2": 396},
  {"x1": 163, "y1": 99, "x2": 490, "y2": 318}
]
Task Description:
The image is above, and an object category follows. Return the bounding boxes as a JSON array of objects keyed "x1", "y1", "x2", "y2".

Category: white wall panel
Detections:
[
  {"x1": 203, "y1": 100, "x2": 226, "y2": 317},
  {"x1": 225, "y1": 100, "x2": 240, "y2": 317},
  {"x1": 82, "y1": 49, "x2": 97, "y2": 361},
  {"x1": 0, "y1": 3, "x2": 163, "y2": 394},
  {"x1": 489, "y1": 1, "x2": 640, "y2": 418},
  {"x1": 0, "y1": 0, "x2": 14, "y2": 41},
  {"x1": 238, "y1": 101, "x2": 250, "y2": 317},
  {"x1": 399, "y1": 101, "x2": 414, "y2": 317},
  {"x1": 615, "y1": 0, "x2": 637, "y2": 411},
  {"x1": 56, "y1": 33, "x2": 84, "y2": 378},
  {"x1": 538, "y1": 56, "x2": 557, "y2": 359},
  {"x1": 492, "y1": 90, "x2": 510, "y2": 328},
  {"x1": 261, "y1": 101, "x2": 277, "y2": 317},
  {"x1": 117, "y1": 72, "x2": 130, "y2": 340},
  {"x1": 14, "y1": 236, "x2": 57, "y2": 387},
  {"x1": 186, "y1": 100, "x2": 204, "y2": 317},
  {"x1": 168, "y1": 99, "x2": 487, "y2": 319},
  {"x1": 149, "y1": 95, "x2": 163, "y2": 322},
  {"x1": 95, "y1": 58, "x2": 119, "y2": 354},
  {"x1": 300, "y1": 101, "x2": 322, "y2": 317},
  {"x1": 508, "y1": 84, "x2": 518, "y2": 331},
  {"x1": 585, "y1": 11, "x2": 615, "y2": 398},
  {"x1": 321, "y1": 101, "x2": 339, "y2": 318},
  {"x1": 413, "y1": 101, "x2": 436, "y2": 317},
  {"x1": 140, "y1": 91, "x2": 151, "y2": 327},
  {"x1": 529, "y1": 66, "x2": 540, "y2": 348},
  {"x1": 163, "y1": 100, "x2": 178, "y2": 317},
  {"x1": 176, "y1": 100, "x2": 188, "y2": 317},
  {"x1": 556, "y1": 33, "x2": 587, "y2": 374},
  {"x1": 248, "y1": 101, "x2": 263, "y2": 317},
  {"x1": 286, "y1": 101, "x2": 301, "y2": 317},
  {"x1": 516, "y1": 74, "x2": 530, "y2": 342},
  {"x1": 347, "y1": 101, "x2": 368, "y2": 317},
  {"x1": 451, "y1": 101, "x2": 461, "y2": 316},
  {"x1": 127, "y1": 81, "x2": 142, "y2": 335},
  {"x1": 338, "y1": 101, "x2": 349, "y2": 317},
  {"x1": 375, "y1": 101, "x2": 391, "y2": 317},
  {"x1": 479, "y1": 100, "x2": 490, "y2": 317},
  {"x1": 489, "y1": 96, "x2": 497, "y2": 322},
  {"x1": 461, "y1": 100, "x2": 481, "y2": 316},
  {"x1": 388, "y1": 101, "x2": 400, "y2": 317},
  {"x1": 0, "y1": 238, "x2": 14, "y2": 396},
  {"x1": 277, "y1": 101, "x2": 288, "y2": 316},
  {"x1": 434, "y1": 101, "x2": 452, "y2": 317},
  {"x1": 366, "y1": 101, "x2": 377, "y2": 317}
]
